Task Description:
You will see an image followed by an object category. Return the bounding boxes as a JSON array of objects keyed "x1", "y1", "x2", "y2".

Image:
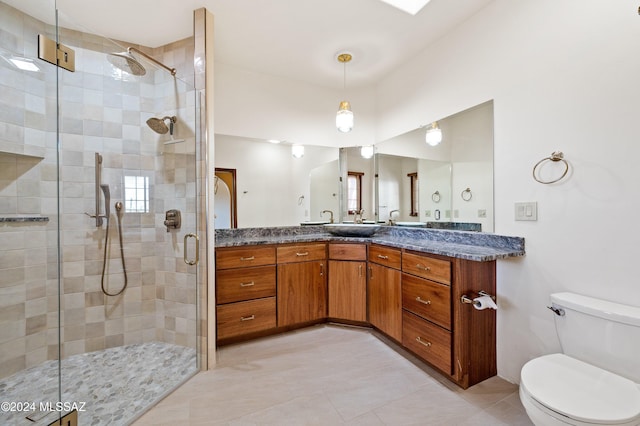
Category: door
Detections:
[
  {"x1": 328, "y1": 260, "x2": 367, "y2": 321},
  {"x1": 277, "y1": 261, "x2": 327, "y2": 326},
  {"x1": 368, "y1": 263, "x2": 402, "y2": 341}
]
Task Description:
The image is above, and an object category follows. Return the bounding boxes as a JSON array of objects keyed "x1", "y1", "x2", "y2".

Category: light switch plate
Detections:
[{"x1": 515, "y1": 202, "x2": 537, "y2": 221}]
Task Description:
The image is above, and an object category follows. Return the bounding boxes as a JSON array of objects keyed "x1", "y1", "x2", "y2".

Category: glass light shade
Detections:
[
  {"x1": 336, "y1": 101, "x2": 354, "y2": 133},
  {"x1": 360, "y1": 145, "x2": 374, "y2": 159},
  {"x1": 425, "y1": 123, "x2": 442, "y2": 146},
  {"x1": 291, "y1": 145, "x2": 304, "y2": 158}
]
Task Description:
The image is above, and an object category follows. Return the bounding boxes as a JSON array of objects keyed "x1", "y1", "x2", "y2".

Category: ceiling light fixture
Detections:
[
  {"x1": 336, "y1": 52, "x2": 354, "y2": 133},
  {"x1": 425, "y1": 122, "x2": 442, "y2": 146},
  {"x1": 361, "y1": 145, "x2": 374, "y2": 159},
  {"x1": 291, "y1": 145, "x2": 304, "y2": 158},
  {"x1": 379, "y1": 0, "x2": 432, "y2": 15},
  {"x1": 267, "y1": 139, "x2": 281, "y2": 144}
]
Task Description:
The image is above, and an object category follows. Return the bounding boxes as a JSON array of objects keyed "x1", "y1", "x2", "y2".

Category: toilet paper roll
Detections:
[{"x1": 473, "y1": 295, "x2": 497, "y2": 310}]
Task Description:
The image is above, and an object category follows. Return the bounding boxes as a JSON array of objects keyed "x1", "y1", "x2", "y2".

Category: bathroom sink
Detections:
[
  {"x1": 300, "y1": 221, "x2": 330, "y2": 226},
  {"x1": 324, "y1": 223, "x2": 382, "y2": 237},
  {"x1": 395, "y1": 221, "x2": 427, "y2": 227}
]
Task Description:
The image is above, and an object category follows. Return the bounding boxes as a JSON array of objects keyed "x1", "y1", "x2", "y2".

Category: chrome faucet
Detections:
[
  {"x1": 354, "y1": 209, "x2": 365, "y2": 224},
  {"x1": 321, "y1": 210, "x2": 334, "y2": 223},
  {"x1": 389, "y1": 209, "x2": 400, "y2": 226}
]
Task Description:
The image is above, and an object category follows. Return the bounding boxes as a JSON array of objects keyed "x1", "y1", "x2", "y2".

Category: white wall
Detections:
[
  {"x1": 214, "y1": 62, "x2": 377, "y2": 148},
  {"x1": 375, "y1": 0, "x2": 640, "y2": 383}
]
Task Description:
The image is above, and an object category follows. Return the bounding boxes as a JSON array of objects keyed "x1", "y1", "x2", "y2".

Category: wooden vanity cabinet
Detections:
[
  {"x1": 367, "y1": 244, "x2": 402, "y2": 342},
  {"x1": 401, "y1": 249, "x2": 496, "y2": 389},
  {"x1": 277, "y1": 243, "x2": 327, "y2": 327},
  {"x1": 328, "y1": 243, "x2": 367, "y2": 323},
  {"x1": 215, "y1": 246, "x2": 277, "y2": 341}
]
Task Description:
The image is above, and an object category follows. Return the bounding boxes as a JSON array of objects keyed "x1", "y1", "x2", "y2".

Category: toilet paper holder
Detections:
[{"x1": 460, "y1": 290, "x2": 495, "y2": 305}]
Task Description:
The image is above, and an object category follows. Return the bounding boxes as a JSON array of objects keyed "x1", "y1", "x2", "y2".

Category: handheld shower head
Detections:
[
  {"x1": 146, "y1": 116, "x2": 177, "y2": 135},
  {"x1": 107, "y1": 51, "x2": 146, "y2": 76}
]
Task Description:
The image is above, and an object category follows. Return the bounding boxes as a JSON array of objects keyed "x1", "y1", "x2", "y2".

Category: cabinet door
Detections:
[
  {"x1": 328, "y1": 260, "x2": 366, "y2": 322},
  {"x1": 277, "y1": 261, "x2": 327, "y2": 326},
  {"x1": 368, "y1": 263, "x2": 402, "y2": 341}
]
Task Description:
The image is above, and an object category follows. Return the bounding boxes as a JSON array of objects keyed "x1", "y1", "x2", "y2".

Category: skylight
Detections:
[{"x1": 379, "y1": 0, "x2": 432, "y2": 15}]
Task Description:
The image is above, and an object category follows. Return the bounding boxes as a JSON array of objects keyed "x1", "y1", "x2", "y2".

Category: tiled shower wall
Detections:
[{"x1": 0, "y1": 1, "x2": 201, "y2": 379}]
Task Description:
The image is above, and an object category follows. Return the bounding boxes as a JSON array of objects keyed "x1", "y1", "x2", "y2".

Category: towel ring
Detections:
[
  {"x1": 431, "y1": 191, "x2": 441, "y2": 203},
  {"x1": 461, "y1": 188, "x2": 472, "y2": 201},
  {"x1": 533, "y1": 151, "x2": 569, "y2": 184}
]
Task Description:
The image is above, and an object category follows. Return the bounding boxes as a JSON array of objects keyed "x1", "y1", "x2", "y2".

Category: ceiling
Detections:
[{"x1": 8, "y1": 0, "x2": 494, "y2": 89}]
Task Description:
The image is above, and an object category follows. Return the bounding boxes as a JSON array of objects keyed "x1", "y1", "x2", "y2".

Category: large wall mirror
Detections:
[
  {"x1": 215, "y1": 100, "x2": 493, "y2": 231},
  {"x1": 372, "y1": 100, "x2": 494, "y2": 231}
]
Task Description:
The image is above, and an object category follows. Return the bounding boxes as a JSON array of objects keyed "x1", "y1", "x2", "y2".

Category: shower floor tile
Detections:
[{"x1": 0, "y1": 342, "x2": 197, "y2": 426}]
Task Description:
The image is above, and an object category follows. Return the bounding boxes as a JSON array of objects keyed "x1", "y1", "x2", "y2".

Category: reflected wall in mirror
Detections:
[
  {"x1": 341, "y1": 147, "x2": 375, "y2": 223},
  {"x1": 374, "y1": 100, "x2": 494, "y2": 231},
  {"x1": 214, "y1": 134, "x2": 340, "y2": 228}
]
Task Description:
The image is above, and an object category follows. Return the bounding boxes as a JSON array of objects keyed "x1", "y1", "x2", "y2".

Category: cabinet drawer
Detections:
[
  {"x1": 216, "y1": 265, "x2": 276, "y2": 304},
  {"x1": 402, "y1": 251, "x2": 451, "y2": 285},
  {"x1": 403, "y1": 311, "x2": 452, "y2": 374},
  {"x1": 329, "y1": 243, "x2": 367, "y2": 261},
  {"x1": 402, "y1": 273, "x2": 451, "y2": 329},
  {"x1": 216, "y1": 246, "x2": 276, "y2": 270},
  {"x1": 368, "y1": 244, "x2": 401, "y2": 269},
  {"x1": 216, "y1": 297, "x2": 276, "y2": 340},
  {"x1": 277, "y1": 243, "x2": 326, "y2": 263}
]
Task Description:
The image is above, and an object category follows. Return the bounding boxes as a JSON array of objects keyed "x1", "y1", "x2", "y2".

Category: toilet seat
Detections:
[{"x1": 520, "y1": 354, "x2": 640, "y2": 425}]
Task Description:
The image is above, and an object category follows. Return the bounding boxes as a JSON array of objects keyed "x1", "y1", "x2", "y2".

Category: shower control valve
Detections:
[{"x1": 164, "y1": 209, "x2": 181, "y2": 232}]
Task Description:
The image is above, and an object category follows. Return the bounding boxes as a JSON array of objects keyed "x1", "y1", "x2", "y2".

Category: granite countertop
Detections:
[{"x1": 215, "y1": 226, "x2": 525, "y2": 262}]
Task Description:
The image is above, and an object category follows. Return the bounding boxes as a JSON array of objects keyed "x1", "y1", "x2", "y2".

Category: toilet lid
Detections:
[{"x1": 521, "y1": 354, "x2": 640, "y2": 425}]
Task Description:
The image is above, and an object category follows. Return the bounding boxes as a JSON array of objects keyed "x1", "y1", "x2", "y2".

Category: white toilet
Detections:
[{"x1": 520, "y1": 292, "x2": 640, "y2": 426}]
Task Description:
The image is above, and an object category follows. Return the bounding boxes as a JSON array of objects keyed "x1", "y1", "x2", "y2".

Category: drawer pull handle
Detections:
[
  {"x1": 416, "y1": 296, "x2": 431, "y2": 305},
  {"x1": 240, "y1": 315, "x2": 255, "y2": 321},
  {"x1": 416, "y1": 337, "x2": 432, "y2": 348},
  {"x1": 240, "y1": 256, "x2": 255, "y2": 261},
  {"x1": 377, "y1": 254, "x2": 389, "y2": 260},
  {"x1": 358, "y1": 264, "x2": 362, "y2": 277},
  {"x1": 416, "y1": 263, "x2": 431, "y2": 271},
  {"x1": 296, "y1": 252, "x2": 309, "y2": 256},
  {"x1": 240, "y1": 281, "x2": 255, "y2": 287}
]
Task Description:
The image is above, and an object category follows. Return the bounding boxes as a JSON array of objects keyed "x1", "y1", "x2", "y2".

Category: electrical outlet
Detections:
[
  {"x1": 515, "y1": 202, "x2": 537, "y2": 221},
  {"x1": 453, "y1": 209, "x2": 459, "y2": 218}
]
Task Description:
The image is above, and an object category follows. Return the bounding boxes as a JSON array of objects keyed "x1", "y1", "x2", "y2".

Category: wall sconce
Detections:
[
  {"x1": 291, "y1": 145, "x2": 304, "y2": 158},
  {"x1": 336, "y1": 52, "x2": 354, "y2": 133},
  {"x1": 425, "y1": 122, "x2": 442, "y2": 146},
  {"x1": 360, "y1": 145, "x2": 374, "y2": 159}
]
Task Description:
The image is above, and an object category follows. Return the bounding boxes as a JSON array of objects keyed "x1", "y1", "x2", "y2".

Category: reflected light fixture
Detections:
[
  {"x1": 360, "y1": 145, "x2": 374, "y2": 159},
  {"x1": 336, "y1": 52, "x2": 354, "y2": 133},
  {"x1": 1, "y1": 54, "x2": 40, "y2": 72},
  {"x1": 291, "y1": 145, "x2": 304, "y2": 158},
  {"x1": 425, "y1": 122, "x2": 443, "y2": 146}
]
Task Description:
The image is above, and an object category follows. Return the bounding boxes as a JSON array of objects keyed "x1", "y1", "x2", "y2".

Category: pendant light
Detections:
[
  {"x1": 336, "y1": 53, "x2": 354, "y2": 133},
  {"x1": 425, "y1": 122, "x2": 442, "y2": 146}
]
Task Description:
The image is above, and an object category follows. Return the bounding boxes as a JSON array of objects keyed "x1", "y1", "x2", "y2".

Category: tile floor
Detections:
[{"x1": 134, "y1": 325, "x2": 533, "y2": 425}]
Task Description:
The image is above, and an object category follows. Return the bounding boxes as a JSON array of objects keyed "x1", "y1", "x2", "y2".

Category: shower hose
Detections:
[{"x1": 101, "y1": 201, "x2": 128, "y2": 296}]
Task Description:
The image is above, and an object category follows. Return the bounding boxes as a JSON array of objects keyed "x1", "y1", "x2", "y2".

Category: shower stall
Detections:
[{"x1": 0, "y1": 1, "x2": 206, "y2": 425}]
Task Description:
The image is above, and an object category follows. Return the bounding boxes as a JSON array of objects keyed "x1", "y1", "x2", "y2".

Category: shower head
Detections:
[
  {"x1": 107, "y1": 47, "x2": 176, "y2": 76},
  {"x1": 146, "y1": 116, "x2": 177, "y2": 135},
  {"x1": 107, "y1": 51, "x2": 146, "y2": 76}
]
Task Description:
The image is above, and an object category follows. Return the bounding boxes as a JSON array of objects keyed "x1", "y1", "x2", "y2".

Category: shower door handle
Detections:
[{"x1": 183, "y1": 233, "x2": 199, "y2": 265}]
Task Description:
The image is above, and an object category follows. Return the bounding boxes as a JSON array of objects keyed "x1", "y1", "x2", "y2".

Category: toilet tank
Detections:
[{"x1": 551, "y1": 292, "x2": 640, "y2": 383}]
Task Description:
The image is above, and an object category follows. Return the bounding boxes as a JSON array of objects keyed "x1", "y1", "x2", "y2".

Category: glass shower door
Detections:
[{"x1": 0, "y1": 0, "x2": 65, "y2": 425}]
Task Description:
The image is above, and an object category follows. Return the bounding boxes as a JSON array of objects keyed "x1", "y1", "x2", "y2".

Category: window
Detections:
[
  {"x1": 408, "y1": 172, "x2": 418, "y2": 217},
  {"x1": 347, "y1": 171, "x2": 364, "y2": 215},
  {"x1": 124, "y1": 175, "x2": 149, "y2": 213}
]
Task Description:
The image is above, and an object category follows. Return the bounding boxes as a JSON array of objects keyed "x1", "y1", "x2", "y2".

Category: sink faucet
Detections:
[
  {"x1": 354, "y1": 209, "x2": 365, "y2": 224},
  {"x1": 321, "y1": 210, "x2": 334, "y2": 223},
  {"x1": 389, "y1": 209, "x2": 399, "y2": 226}
]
